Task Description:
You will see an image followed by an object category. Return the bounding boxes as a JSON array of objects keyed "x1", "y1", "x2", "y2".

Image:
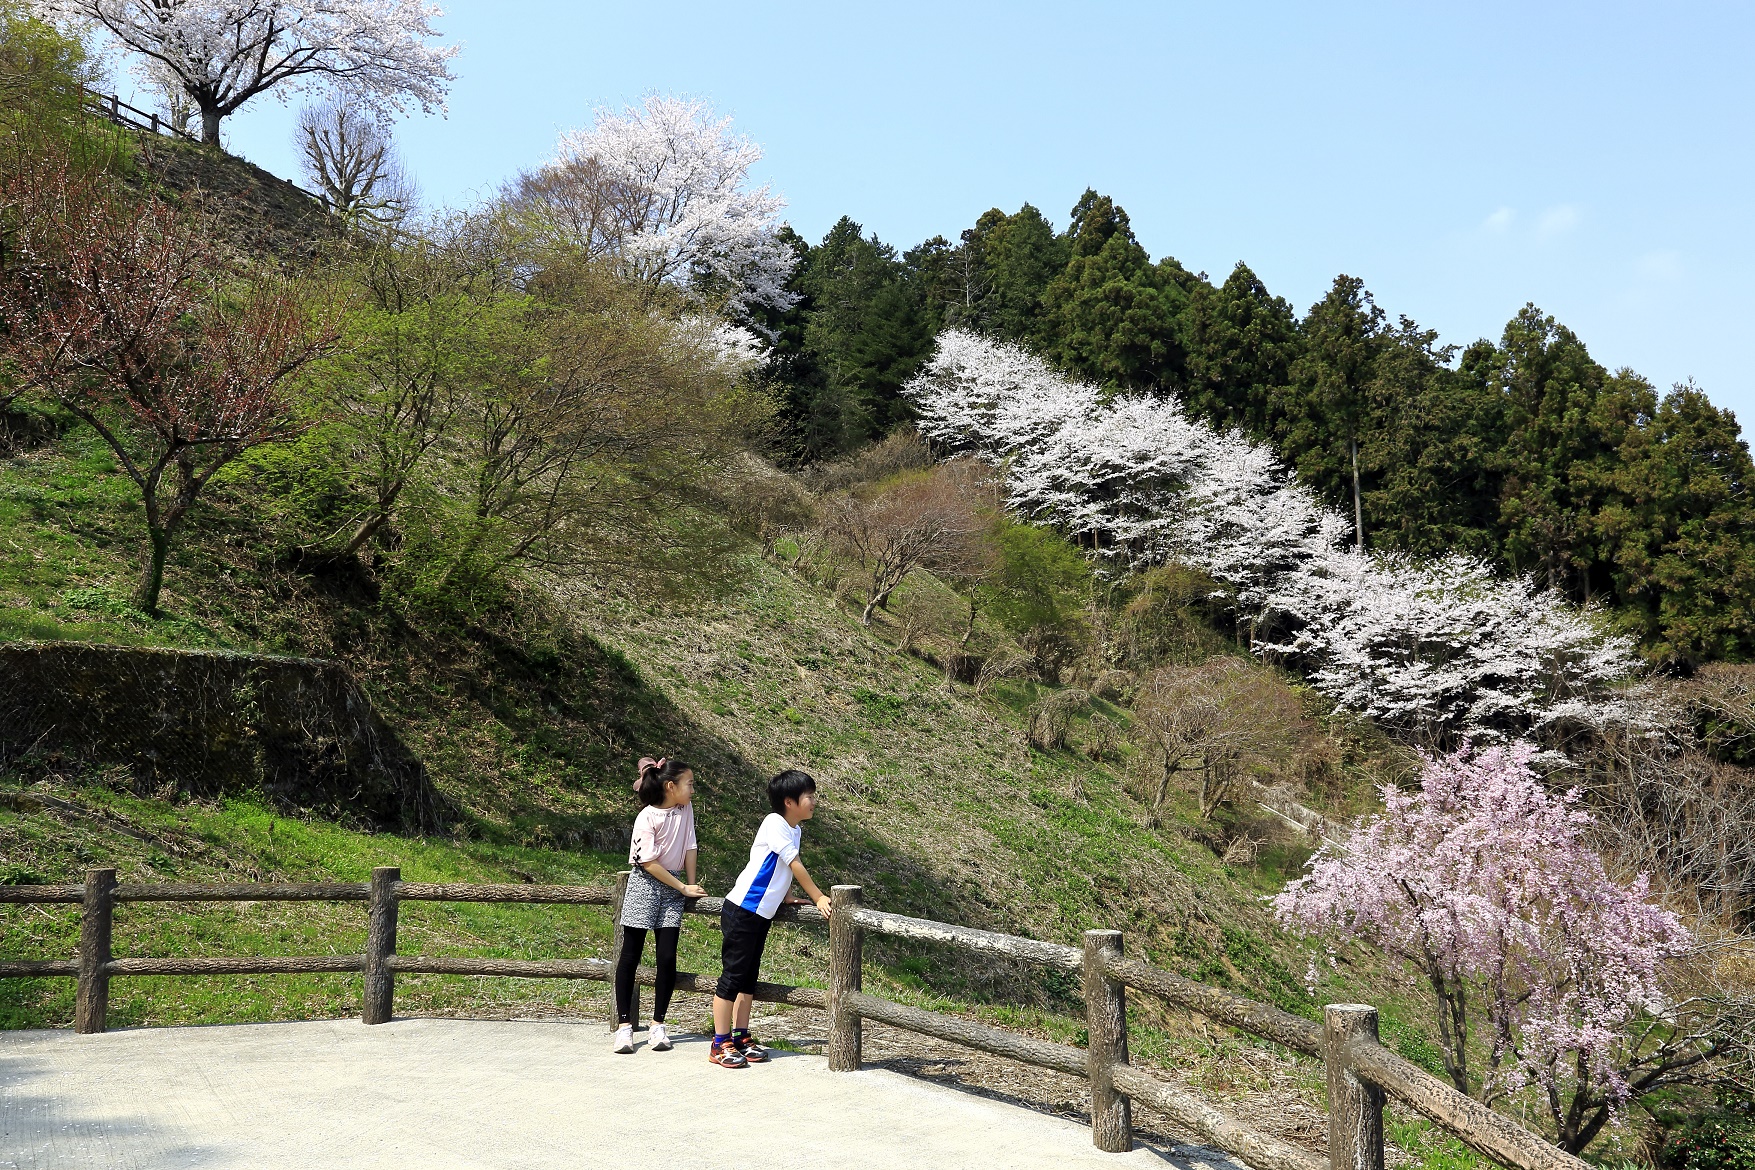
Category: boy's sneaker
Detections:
[
  {"x1": 649, "y1": 1023, "x2": 673, "y2": 1052},
  {"x1": 611, "y1": 1024, "x2": 635, "y2": 1054},
  {"x1": 732, "y1": 1031, "x2": 770, "y2": 1063},
  {"x1": 709, "y1": 1037, "x2": 748, "y2": 1068}
]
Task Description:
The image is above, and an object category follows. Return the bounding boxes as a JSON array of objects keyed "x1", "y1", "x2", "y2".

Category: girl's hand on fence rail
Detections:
[{"x1": 681, "y1": 883, "x2": 707, "y2": 898}]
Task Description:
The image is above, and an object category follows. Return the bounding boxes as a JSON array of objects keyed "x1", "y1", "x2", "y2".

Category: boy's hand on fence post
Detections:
[{"x1": 816, "y1": 893, "x2": 833, "y2": 918}]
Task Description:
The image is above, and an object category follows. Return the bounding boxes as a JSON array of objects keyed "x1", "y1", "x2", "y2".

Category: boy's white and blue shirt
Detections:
[{"x1": 725, "y1": 813, "x2": 802, "y2": 920}]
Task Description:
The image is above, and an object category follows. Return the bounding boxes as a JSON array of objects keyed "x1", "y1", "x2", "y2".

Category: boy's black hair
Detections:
[
  {"x1": 768, "y1": 769, "x2": 817, "y2": 814},
  {"x1": 638, "y1": 758, "x2": 693, "y2": 807}
]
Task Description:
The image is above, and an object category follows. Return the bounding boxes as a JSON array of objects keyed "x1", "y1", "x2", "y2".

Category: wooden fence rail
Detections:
[
  {"x1": 0, "y1": 870, "x2": 1587, "y2": 1170},
  {"x1": 72, "y1": 84, "x2": 337, "y2": 212},
  {"x1": 77, "y1": 84, "x2": 201, "y2": 144}
]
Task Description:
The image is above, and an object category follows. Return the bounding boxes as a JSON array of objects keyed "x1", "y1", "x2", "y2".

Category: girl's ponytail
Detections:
[{"x1": 636, "y1": 756, "x2": 692, "y2": 806}]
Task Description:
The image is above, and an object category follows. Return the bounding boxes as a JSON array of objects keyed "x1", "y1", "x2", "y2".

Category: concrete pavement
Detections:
[{"x1": 0, "y1": 1017, "x2": 1239, "y2": 1169}]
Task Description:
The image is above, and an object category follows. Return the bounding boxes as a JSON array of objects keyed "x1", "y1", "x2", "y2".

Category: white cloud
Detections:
[
  {"x1": 1535, "y1": 204, "x2": 1580, "y2": 240},
  {"x1": 1482, "y1": 206, "x2": 1515, "y2": 234}
]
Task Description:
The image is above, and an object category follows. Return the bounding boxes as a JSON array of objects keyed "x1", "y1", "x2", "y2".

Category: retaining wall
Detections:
[{"x1": 0, "y1": 641, "x2": 449, "y2": 831}]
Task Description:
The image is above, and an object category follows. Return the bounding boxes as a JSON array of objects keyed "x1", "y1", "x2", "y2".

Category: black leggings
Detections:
[{"x1": 614, "y1": 924, "x2": 679, "y2": 1024}]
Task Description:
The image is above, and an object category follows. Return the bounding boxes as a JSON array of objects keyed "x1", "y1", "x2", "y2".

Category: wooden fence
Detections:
[
  {"x1": 78, "y1": 84, "x2": 201, "y2": 144},
  {"x1": 74, "y1": 85, "x2": 336, "y2": 212},
  {"x1": 0, "y1": 869, "x2": 1587, "y2": 1170}
]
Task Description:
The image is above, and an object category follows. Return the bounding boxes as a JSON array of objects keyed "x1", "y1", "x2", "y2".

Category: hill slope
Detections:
[
  {"x1": 1, "y1": 426, "x2": 1319, "y2": 988},
  {"x1": 0, "y1": 423, "x2": 1426, "y2": 950}
]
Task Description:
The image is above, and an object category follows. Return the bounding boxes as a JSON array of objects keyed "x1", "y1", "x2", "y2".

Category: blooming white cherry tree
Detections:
[
  {"x1": 904, "y1": 329, "x2": 1637, "y2": 744},
  {"x1": 1272, "y1": 746, "x2": 1714, "y2": 1153},
  {"x1": 37, "y1": 0, "x2": 456, "y2": 145},
  {"x1": 530, "y1": 95, "x2": 797, "y2": 318},
  {"x1": 677, "y1": 314, "x2": 767, "y2": 376},
  {"x1": 1268, "y1": 554, "x2": 1636, "y2": 744}
]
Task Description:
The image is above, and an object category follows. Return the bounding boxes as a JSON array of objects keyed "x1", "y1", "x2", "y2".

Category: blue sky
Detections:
[{"x1": 114, "y1": 1, "x2": 1755, "y2": 422}]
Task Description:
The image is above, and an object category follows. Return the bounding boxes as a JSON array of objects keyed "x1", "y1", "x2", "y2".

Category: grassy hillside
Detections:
[
  {"x1": 0, "y1": 419, "x2": 1440, "y2": 1004},
  {"x1": 0, "y1": 390, "x2": 1488, "y2": 1167},
  {"x1": 0, "y1": 46, "x2": 1725, "y2": 1169}
]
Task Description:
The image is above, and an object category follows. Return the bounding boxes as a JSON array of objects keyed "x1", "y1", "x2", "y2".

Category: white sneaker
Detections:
[
  {"x1": 649, "y1": 1023, "x2": 672, "y2": 1051},
  {"x1": 612, "y1": 1024, "x2": 634, "y2": 1054}
]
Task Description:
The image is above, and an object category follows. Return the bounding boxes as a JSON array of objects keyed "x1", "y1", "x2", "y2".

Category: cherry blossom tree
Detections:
[
  {"x1": 904, "y1": 329, "x2": 1637, "y2": 745},
  {"x1": 516, "y1": 94, "x2": 796, "y2": 318},
  {"x1": 0, "y1": 150, "x2": 332, "y2": 612},
  {"x1": 36, "y1": 0, "x2": 456, "y2": 145},
  {"x1": 1265, "y1": 553, "x2": 1636, "y2": 748},
  {"x1": 681, "y1": 313, "x2": 768, "y2": 370},
  {"x1": 1271, "y1": 745, "x2": 1744, "y2": 1153}
]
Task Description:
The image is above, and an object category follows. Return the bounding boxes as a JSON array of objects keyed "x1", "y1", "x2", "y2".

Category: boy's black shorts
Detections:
[{"x1": 716, "y1": 901, "x2": 773, "y2": 999}]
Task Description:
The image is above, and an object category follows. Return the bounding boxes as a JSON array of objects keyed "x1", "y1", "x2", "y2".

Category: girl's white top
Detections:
[{"x1": 629, "y1": 803, "x2": 697, "y2": 873}]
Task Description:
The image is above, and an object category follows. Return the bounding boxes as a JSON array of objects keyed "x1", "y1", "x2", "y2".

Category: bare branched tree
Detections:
[
  {"x1": 1027, "y1": 688, "x2": 1091, "y2": 751},
  {"x1": 1575, "y1": 677, "x2": 1755, "y2": 924},
  {"x1": 298, "y1": 98, "x2": 416, "y2": 226},
  {"x1": 1129, "y1": 659, "x2": 1302, "y2": 820},
  {"x1": 506, "y1": 154, "x2": 629, "y2": 264},
  {"x1": 820, "y1": 459, "x2": 996, "y2": 626}
]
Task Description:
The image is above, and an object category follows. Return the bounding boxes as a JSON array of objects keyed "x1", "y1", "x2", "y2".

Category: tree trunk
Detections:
[
  {"x1": 133, "y1": 526, "x2": 170, "y2": 615},
  {"x1": 199, "y1": 105, "x2": 222, "y2": 147},
  {"x1": 1153, "y1": 761, "x2": 1174, "y2": 813},
  {"x1": 343, "y1": 510, "x2": 388, "y2": 559},
  {"x1": 867, "y1": 572, "x2": 900, "y2": 619},
  {"x1": 1564, "y1": 1098, "x2": 1612, "y2": 1155},
  {"x1": 1351, "y1": 434, "x2": 1364, "y2": 553},
  {"x1": 1428, "y1": 974, "x2": 1471, "y2": 1097},
  {"x1": 860, "y1": 598, "x2": 877, "y2": 626}
]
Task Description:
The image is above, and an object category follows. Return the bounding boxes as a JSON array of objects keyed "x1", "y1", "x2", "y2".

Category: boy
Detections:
[{"x1": 710, "y1": 769, "x2": 832, "y2": 1069}]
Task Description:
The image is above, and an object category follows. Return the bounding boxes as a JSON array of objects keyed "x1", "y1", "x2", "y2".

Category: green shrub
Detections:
[
  {"x1": 0, "y1": 2, "x2": 118, "y2": 161},
  {"x1": 1664, "y1": 1113, "x2": 1755, "y2": 1170},
  {"x1": 979, "y1": 520, "x2": 1090, "y2": 682}
]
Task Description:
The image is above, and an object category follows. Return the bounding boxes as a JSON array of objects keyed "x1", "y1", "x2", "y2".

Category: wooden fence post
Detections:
[
  {"x1": 1325, "y1": 1004, "x2": 1385, "y2": 1170},
  {"x1": 828, "y1": 885, "x2": 863, "y2": 1071},
  {"x1": 608, "y1": 871, "x2": 638, "y2": 1029},
  {"x1": 1084, "y1": 929, "x2": 1133, "y2": 1152},
  {"x1": 74, "y1": 868, "x2": 116, "y2": 1034},
  {"x1": 362, "y1": 866, "x2": 400, "y2": 1025}
]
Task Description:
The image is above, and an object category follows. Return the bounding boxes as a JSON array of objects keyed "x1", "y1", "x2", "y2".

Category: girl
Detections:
[{"x1": 613, "y1": 757, "x2": 706, "y2": 1054}]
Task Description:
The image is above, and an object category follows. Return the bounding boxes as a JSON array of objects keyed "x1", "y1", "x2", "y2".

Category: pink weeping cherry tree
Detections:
[{"x1": 1271, "y1": 745, "x2": 1747, "y2": 1153}]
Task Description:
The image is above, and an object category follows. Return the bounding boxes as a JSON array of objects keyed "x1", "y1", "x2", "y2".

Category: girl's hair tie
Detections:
[{"x1": 637, "y1": 756, "x2": 668, "y2": 778}]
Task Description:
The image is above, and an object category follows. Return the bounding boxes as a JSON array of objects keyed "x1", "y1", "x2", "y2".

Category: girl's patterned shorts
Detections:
[{"x1": 620, "y1": 866, "x2": 686, "y2": 929}]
